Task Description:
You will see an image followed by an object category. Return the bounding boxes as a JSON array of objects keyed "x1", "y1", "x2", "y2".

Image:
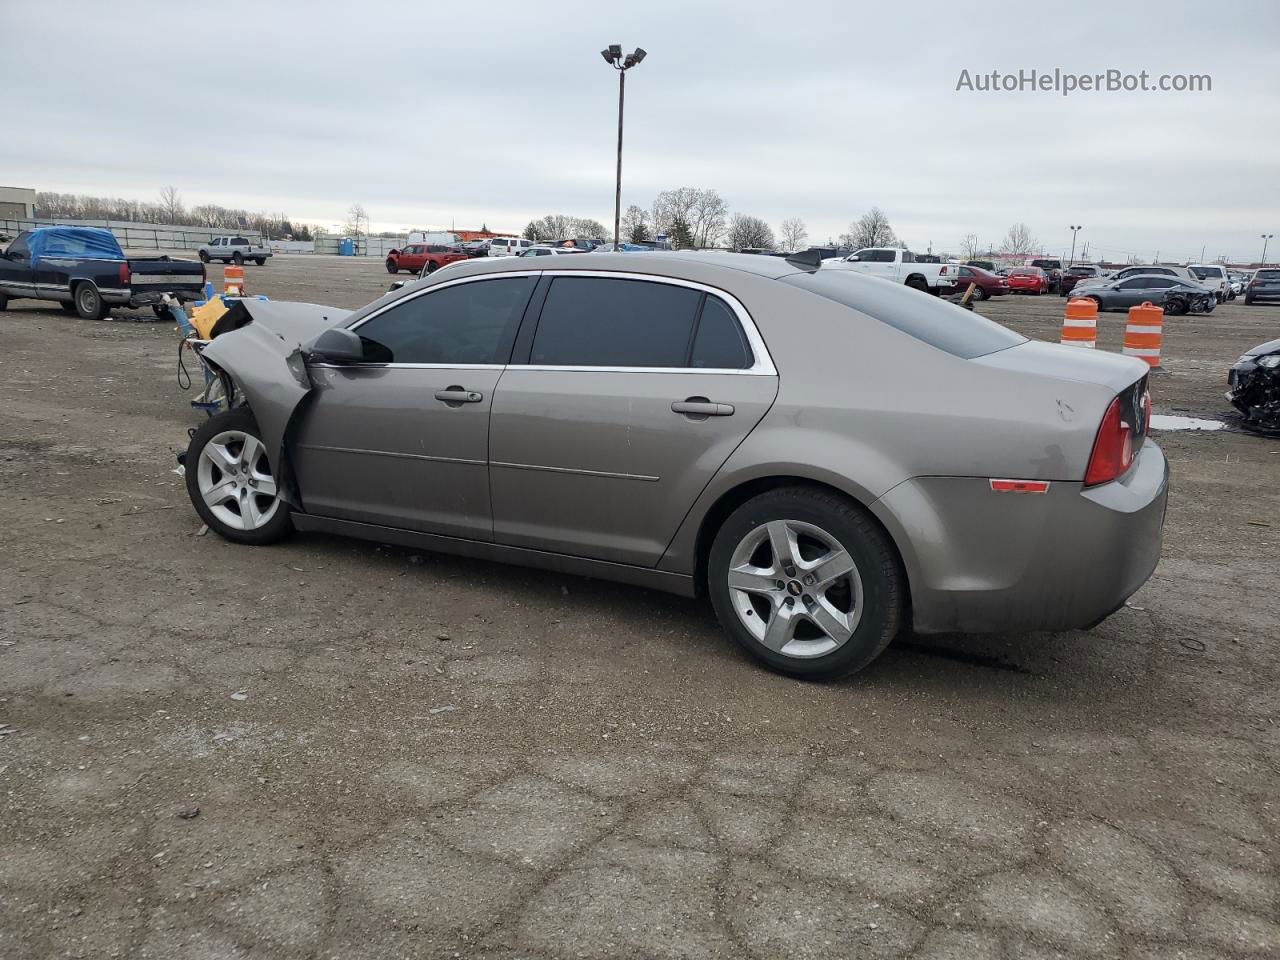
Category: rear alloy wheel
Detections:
[
  {"x1": 971, "y1": 285, "x2": 989, "y2": 301},
  {"x1": 709, "y1": 487, "x2": 903, "y2": 679},
  {"x1": 186, "y1": 408, "x2": 293, "y2": 545},
  {"x1": 74, "y1": 282, "x2": 108, "y2": 320}
]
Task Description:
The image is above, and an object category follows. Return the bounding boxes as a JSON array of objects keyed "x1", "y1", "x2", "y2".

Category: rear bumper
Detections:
[
  {"x1": 103, "y1": 288, "x2": 204, "y2": 306},
  {"x1": 872, "y1": 440, "x2": 1170, "y2": 634}
]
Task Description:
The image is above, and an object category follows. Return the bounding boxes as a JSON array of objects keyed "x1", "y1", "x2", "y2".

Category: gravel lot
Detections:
[{"x1": 2, "y1": 255, "x2": 1278, "y2": 959}]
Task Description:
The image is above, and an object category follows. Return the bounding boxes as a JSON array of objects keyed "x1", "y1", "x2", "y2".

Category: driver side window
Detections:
[
  {"x1": 6, "y1": 233, "x2": 31, "y2": 259},
  {"x1": 352, "y1": 276, "x2": 537, "y2": 365}
]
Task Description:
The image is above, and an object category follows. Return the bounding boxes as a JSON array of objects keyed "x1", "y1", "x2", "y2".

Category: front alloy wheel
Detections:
[{"x1": 186, "y1": 409, "x2": 293, "y2": 545}]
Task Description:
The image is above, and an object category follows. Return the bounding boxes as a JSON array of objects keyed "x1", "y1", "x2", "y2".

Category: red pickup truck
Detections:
[{"x1": 385, "y1": 243, "x2": 467, "y2": 275}]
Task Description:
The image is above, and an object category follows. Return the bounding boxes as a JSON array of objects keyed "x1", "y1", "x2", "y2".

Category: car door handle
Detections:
[
  {"x1": 434, "y1": 387, "x2": 483, "y2": 404},
  {"x1": 672, "y1": 397, "x2": 735, "y2": 418}
]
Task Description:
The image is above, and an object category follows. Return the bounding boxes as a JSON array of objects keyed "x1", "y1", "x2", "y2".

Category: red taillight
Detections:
[
  {"x1": 1084, "y1": 396, "x2": 1135, "y2": 487},
  {"x1": 119, "y1": 261, "x2": 131, "y2": 286}
]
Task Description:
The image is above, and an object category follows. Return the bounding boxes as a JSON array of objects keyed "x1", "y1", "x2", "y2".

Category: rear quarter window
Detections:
[{"x1": 782, "y1": 270, "x2": 1026, "y2": 359}]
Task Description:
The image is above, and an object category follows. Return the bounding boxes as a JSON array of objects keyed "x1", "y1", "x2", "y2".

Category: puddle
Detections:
[{"x1": 1149, "y1": 415, "x2": 1225, "y2": 431}]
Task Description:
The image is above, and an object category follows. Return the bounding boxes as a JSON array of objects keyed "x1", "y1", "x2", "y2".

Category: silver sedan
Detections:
[{"x1": 184, "y1": 253, "x2": 1169, "y2": 679}]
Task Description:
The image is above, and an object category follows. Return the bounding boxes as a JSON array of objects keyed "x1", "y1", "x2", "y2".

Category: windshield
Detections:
[
  {"x1": 1257, "y1": 270, "x2": 1280, "y2": 279},
  {"x1": 783, "y1": 270, "x2": 1026, "y2": 359}
]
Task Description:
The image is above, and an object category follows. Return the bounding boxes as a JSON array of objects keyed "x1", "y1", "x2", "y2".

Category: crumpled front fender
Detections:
[{"x1": 199, "y1": 300, "x2": 350, "y2": 505}]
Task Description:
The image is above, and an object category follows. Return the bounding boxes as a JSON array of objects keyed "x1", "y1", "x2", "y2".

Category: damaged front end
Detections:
[{"x1": 1228, "y1": 338, "x2": 1280, "y2": 435}]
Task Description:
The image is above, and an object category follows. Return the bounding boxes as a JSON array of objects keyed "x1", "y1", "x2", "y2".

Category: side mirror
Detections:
[{"x1": 309, "y1": 327, "x2": 364, "y2": 363}]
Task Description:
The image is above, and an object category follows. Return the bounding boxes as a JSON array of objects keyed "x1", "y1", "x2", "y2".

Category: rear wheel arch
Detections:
[{"x1": 692, "y1": 476, "x2": 910, "y2": 611}]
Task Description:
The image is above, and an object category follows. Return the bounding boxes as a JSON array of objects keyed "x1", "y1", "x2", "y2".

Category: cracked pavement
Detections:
[{"x1": 2, "y1": 257, "x2": 1278, "y2": 959}]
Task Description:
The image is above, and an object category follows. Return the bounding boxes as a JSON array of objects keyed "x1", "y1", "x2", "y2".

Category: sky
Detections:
[{"x1": 3, "y1": 0, "x2": 1278, "y2": 263}]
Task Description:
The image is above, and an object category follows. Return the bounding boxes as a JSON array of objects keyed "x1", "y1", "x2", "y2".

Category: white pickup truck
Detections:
[
  {"x1": 821, "y1": 247, "x2": 958, "y2": 294},
  {"x1": 197, "y1": 236, "x2": 272, "y2": 266}
]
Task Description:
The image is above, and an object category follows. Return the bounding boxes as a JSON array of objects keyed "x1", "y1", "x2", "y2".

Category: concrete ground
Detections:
[{"x1": 1, "y1": 255, "x2": 1278, "y2": 959}]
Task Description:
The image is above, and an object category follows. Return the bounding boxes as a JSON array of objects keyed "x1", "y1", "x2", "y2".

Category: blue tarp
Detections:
[{"x1": 28, "y1": 227, "x2": 125, "y2": 262}]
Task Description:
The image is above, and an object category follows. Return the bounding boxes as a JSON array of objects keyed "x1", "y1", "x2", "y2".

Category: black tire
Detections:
[
  {"x1": 59, "y1": 301, "x2": 77, "y2": 315},
  {"x1": 386, "y1": 260, "x2": 398, "y2": 274},
  {"x1": 232, "y1": 252, "x2": 244, "y2": 266},
  {"x1": 1164, "y1": 296, "x2": 1187, "y2": 317},
  {"x1": 185, "y1": 408, "x2": 294, "y2": 546},
  {"x1": 73, "y1": 282, "x2": 108, "y2": 320},
  {"x1": 1245, "y1": 294, "x2": 1255, "y2": 305},
  {"x1": 254, "y1": 257, "x2": 266, "y2": 266},
  {"x1": 972, "y1": 285, "x2": 989, "y2": 301},
  {"x1": 198, "y1": 250, "x2": 210, "y2": 263},
  {"x1": 904, "y1": 276, "x2": 927, "y2": 293},
  {"x1": 426, "y1": 261, "x2": 439, "y2": 273},
  {"x1": 1087, "y1": 295, "x2": 1103, "y2": 312},
  {"x1": 707, "y1": 486, "x2": 904, "y2": 680}
]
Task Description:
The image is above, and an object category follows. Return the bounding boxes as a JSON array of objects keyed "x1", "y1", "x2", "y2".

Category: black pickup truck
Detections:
[{"x1": 0, "y1": 226, "x2": 206, "y2": 320}]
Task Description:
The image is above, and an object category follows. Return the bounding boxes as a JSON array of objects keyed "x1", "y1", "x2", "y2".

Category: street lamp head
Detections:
[
  {"x1": 631, "y1": 47, "x2": 647, "y2": 64},
  {"x1": 600, "y1": 48, "x2": 616, "y2": 64},
  {"x1": 609, "y1": 43, "x2": 622, "y2": 61}
]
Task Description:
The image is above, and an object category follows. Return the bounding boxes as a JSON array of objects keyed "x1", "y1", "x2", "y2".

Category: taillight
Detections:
[
  {"x1": 1084, "y1": 396, "x2": 1135, "y2": 487},
  {"x1": 119, "y1": 262, "x2": 131, "y2": 286}
]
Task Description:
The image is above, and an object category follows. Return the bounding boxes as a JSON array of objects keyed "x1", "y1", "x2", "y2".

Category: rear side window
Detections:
[
  {"x1": 782, "y1": 270, "x2": 1025, "y2": 359},
  {"x1": 353, "y1": 276, "x2": 536, "y2": 365},
  {"x1": 1257, "y1": 270, "x2": 1280, "y2": 279},
  {"x1": 531, "y1": 277, "x2": 701, "y2": 367},
  {"x1": 691, "y1": 297, "x2": 752, "y2": 369}
]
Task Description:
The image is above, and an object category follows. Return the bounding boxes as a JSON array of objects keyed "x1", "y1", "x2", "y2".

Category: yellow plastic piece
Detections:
[{"x1": 189, "y1": 298, "x2": 229, "y2": 340}]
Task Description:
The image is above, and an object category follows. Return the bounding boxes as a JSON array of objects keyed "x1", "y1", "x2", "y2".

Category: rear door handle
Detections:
[
  {"x1": 672, "y1": 397, "x2": 735, "y2": 419},
  {"x1": 434, "y1": 387, "x2": 483, "y2": 405}
]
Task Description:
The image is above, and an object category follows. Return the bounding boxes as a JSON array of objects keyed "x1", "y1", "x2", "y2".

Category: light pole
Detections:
[
  {"x1": 600, "y1": 44, "x2": 646, "y2": 248},
  {"x1": 1067, "y1": 225, "x2": 1082, "y2": 265},
  {"x1": 1261, "y1": 233, "x2": 1274, "y2": 268}
]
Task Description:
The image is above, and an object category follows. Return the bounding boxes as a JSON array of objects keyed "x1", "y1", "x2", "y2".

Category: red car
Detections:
[
  {"x1": 1006, "y1": 266, "x2": 1050, "y2": 295},
  {"x1": 954, "y1": 264, "x2": 1010, "y2": 300},
  {"x1": 385, "y1": 243, "x2": 467, "y2": 275}
]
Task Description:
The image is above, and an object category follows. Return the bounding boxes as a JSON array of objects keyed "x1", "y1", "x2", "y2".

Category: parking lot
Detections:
[{"x1": 2, "y1": 255, "x2": 1278, "y2": 958}]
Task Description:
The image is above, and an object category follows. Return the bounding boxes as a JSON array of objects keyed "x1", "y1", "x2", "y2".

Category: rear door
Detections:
[
  {"x1": 488, "y1": 272, "x2": 778, "y2": 566},
  {"x1": 290, "y1": 272, "x2": 538, "y2": 539}
]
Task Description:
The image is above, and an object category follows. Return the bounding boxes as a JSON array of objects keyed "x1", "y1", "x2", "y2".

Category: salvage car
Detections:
[
  {"x1": 1072, "y1": 274, "x2": 1215, "y2": 315},
  {"x1": 182, "y1": 253, "x2": 1169, "y2": 680},
  {"x1": 385, "y1": 243, "x2": 467, "y2": 275},
  {"x1": 953, "y1": 264, "x2": 1009, "y2": 300},
  {"x1": 0, "y1": 226, "x2": 205, "y2": 320},
  {"x1": 1227, "y1": 337, "x2": 1280, "y2": 434},
  {"x1": 1059, "y1": 264, "x2": 1105, "y2": 296},
  {"x1": 1006, "y1": 266, "x2": 1050, "y2": 294},
  {"x1": 1244, "y1": 268, "x2": 1280, "y2": 304},
  {"x1": 1030, "y1": 258, "x2": 1064, "y2": 293}
]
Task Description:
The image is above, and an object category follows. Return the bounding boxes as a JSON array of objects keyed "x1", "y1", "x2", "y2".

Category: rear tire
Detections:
[
  {"x1": 73, "y1": 282, "x2": 108, "y2": 320},
  {"x1": 905, "y1": 276, "x2": 927, "y2": 293},
  {"x1": 254, "y1": 257, "x2": 266, "y2": 266},
  {"x1": 185, "y1": 407, "x2": 294, "y2": 546},
  {"x1": 708, "y1": 487, "x2": 903, "y2": 680},
  {"x1": 972, "y1": 285, "x2": 989, "y2": 301},
  {"x1": 1245, "y1": 293, "x2": 1255, "y2": 305}
]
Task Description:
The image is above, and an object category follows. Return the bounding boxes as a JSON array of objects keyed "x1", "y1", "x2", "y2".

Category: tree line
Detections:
[{"x1": 34, "y1": 187, "x2": 321, "y2": 241}]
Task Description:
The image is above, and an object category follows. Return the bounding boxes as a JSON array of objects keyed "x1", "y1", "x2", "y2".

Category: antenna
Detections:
[{"x1": 785, "y1": 249, "x2": 823, "y2": 272}]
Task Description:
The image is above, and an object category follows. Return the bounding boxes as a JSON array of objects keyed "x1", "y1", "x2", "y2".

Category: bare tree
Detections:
[
  {"x1": 727, "y1": 214, "x2": 776, "y2": 251},
  {"x1": 158, "y1": 185, "x2": 185, "y2": 225},
  {"x1": 651, "y1": 187, "x2": 700, "y2": 238},
  {"x1": 779, "y1": 217, "x2": 807, "y2": 252},
  {"x1": 650, "y1": 187, "x2": 726, "y2": 247},
  {"x1": 1002, "y1": 222, "x2": 1036, "y2": 258},
  {"x1": 621, "y1": 204, "x2": 650, "y2": 243},
  {"x1": 959, "y1": 233, "x2": 982, "y2": 261},
  {"x1": 839, "y1": 207, "x2": 897, "y2": 249}
]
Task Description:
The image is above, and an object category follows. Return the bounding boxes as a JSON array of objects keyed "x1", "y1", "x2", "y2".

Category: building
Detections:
[{"x1": 0, "y1": 186, "x2": 36, "y2": 219}]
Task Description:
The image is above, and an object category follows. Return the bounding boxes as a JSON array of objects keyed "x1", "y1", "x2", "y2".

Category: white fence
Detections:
[{"x1": 0, "y1": 215, "x2": 266, "y2": 252}]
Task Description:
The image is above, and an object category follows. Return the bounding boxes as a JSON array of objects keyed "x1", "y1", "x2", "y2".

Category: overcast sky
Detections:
[{"x1": 3, "y1": 0, "x2": 1278, "y2": 261}]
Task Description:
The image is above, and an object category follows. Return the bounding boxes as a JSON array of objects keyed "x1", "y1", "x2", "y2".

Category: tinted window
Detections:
[
  {"x1": 232, "y1": 237, "x2": 247, "y2": 245},
  {"x1": 858, "y1": 249, "x2": 896, "y2": 263},
  {"x1": 1147, "y1": 278, "x2": 1178, "y2": 288},
  {"x1": 1257, "y1": 270, "x2": 1280, "y2": 279},
  {"x1": 1118, "y1": 278, "x2": 1151, "y2": 289},
  {"x1": 691, "y1": 297, "x2": 752, "y2": 369},
  {"x1": 531, "y1": 277, "x2": 701, "y2": 367},
  {"x1": 901, "y1": 251, "x2": 914, "y2": 263},
  {"x1": 781, "y1": 270, "x2": 1025, "y2": 360},
  {"x1": 6, "y1": 233, "x2": 30, "y2": 258},
  {"x1": 354, "y1": 276, "x2": 536, "y2": 365}
]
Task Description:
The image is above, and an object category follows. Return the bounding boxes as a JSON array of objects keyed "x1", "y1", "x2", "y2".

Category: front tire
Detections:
[
  {"x1": 426, "y1": 261, "x2": 439, "y2": 273},
  {"x1": 0, "y1": 293, "x2": 8, "y2": 311},
  {"x1": 708, "y1": 487, "x2": 903, "y2": 679},
  {"x1": 73, "y1": 282, "x2": 108, "y2": 320},
  {"x1": 199, "y1": 250, "x2": 210, "y2": 263},
  {"x1": 185, "y1": 408, "x2": 293, "y2": 546},
  {"x1": 386, "y1": 260, "x2": 398, "y2": 274},
  {"x1": 1164, "y1": 296, "x2": 1188, "y2": 316}
]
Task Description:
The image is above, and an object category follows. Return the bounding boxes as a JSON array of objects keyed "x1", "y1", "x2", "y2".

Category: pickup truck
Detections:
[
  {"x1": 198, "y1": 236, "x2": 272, "y2": 266},
  {"x1": 0, "y1": 226, "x2": 206, "y2": 320},
  {"x1": 385, "y1": 243, "x2": 468, "y2": 275},
  {"x1": 820, "y1": 247, "x2": 958, "y2": 294}
]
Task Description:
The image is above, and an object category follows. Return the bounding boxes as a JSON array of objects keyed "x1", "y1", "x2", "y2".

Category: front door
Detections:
[
  {"x1": 489, "y1": 274, "x2": 778, "y2": 566},
  {"x1": 0, "y1": 232, "x2": 34, "y2": 300},
  {"x1": 290, "y1": 272, "x2": 538, "y2": 539}
]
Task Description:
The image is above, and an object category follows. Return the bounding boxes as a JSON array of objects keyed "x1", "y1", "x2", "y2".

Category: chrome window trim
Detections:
[{"x1": 337, "y1": 268, "x2": 776, "y2": 375}]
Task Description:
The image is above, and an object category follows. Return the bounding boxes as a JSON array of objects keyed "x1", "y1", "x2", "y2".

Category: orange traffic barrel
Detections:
[
  {"x1": 223, "y1": 265, "x2": 245, "y2": 297},
  {"x1": 1061, "y1": 296, "x2": 1097, "y2": 348},
  {"x1": 1123, "y1": 301, "x2": 1163, "y2": 369}
]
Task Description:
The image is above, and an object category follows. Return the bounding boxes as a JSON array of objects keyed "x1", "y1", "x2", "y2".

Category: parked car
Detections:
[
  {"x1": 1030, "y1": 258, "x2": 1064, "y2": 293},
  {"x1": 965, "y1": 260, "x2": 996, "y2": 271},
  {"x1": 487, "y1": 237, "x2": 534, "y2": 258},
  {"x1": 182, "y1": 252, "x2": 1168, "y2": 680},
  {"x1": 387, "y1": 255, "x2": 468, "y2": 292},
  {"x1": 459, "y1": 240, "x2": 490, "y2": 258},
  {"x1": 1188, "y1": 264, "x2": 1234, "y2": 301},
  {"x1": 1006, "y1": 266, "x2": 1050, "y2": 294},
  {"x1": 821, "y1": 247, "x2": 959, "y2": 294},
  {"x1": 1228, "y1": 273, "x2": 1247, "y2": 297},
  {"x1": 0, "y1": 226, "x2": 205, "y2": 320},
  {"x1": 1059, "y1": 265, "x2": 1105, "y2": 296},
  {"x1": 1243, "y1": 269, "x2": 1280, "y2": 304},
  {"x1": 517, "y1": 246, "x2": 586, "y2": 257},
  {"x1": 385, "y1": 243, "x2": 467, "y2": 275},
  {"x1": 1072, "y1": 265, "x2": 1206, "y2": 294},
  {"x1": 953, "y1": 264, "x2": 1009, "y2": 300},
  {"x1": 198, "y1": 236, "x2": 271, "y2": 266},
  {"x1": 1227, "y1": 336, "x2": 1280, "y2": 433},
  {"x1": 1071, "y1": 275, "x2": 1215, "y2": 314}
]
